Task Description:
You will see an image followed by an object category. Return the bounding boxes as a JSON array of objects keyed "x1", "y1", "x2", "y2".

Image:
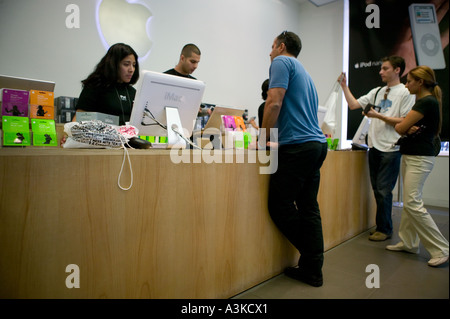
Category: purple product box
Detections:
[{"x1": 1, "y1": 89, "x2": 30, "y2": 117}]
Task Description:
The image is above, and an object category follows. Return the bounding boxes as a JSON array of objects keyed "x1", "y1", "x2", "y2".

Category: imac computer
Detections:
[
  {"x1": 129, "y1": 70, "x2": 206, "y2": 149},
  {"x1": 201, "y1": 105, "x2": 245, "y2": 149},
  {"x1": 203, "y1": 106, "x2": 245, "y2": 132}
]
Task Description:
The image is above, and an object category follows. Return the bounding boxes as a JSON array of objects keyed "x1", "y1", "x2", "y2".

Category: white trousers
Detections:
[{"x1": 398, "y1": 155, "x2": 449, "y2": 258}]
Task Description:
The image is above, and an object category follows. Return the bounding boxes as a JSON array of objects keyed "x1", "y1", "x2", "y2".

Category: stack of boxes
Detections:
[
  {"x1": 1, "y1": 88, "x2": 32, "y2": 146},
  {"x1": 220, "y1": 114, "x2": 252, "y2": 149},
  {"x1": 1, "y1": 88, "x2": 58, "y2": 147},
  {"x1": 55, "y1": 97, "x2": 121, "y2": 125},
  {"x1": 0, "y1": 86, "x2": 120, "y2": 147},
  {"x1": 54, "y1": 96, "x2": 77, "y2": 123}
]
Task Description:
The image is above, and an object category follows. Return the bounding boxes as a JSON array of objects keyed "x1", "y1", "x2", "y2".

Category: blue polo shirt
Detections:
[{"x1": 269, "y1": 55, "x2": 326, "y2": 145}]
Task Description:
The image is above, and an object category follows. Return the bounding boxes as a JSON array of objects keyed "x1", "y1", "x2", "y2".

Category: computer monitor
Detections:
[
  {"x1": 129, "y1": 70, "x2": 206, "y2": 148},
  {"x1": 200, "y1": 105, "x2": 245, "y2": 149},
  {"x1": 203, "y1": 105, "x2": 245, "y2": 132}
]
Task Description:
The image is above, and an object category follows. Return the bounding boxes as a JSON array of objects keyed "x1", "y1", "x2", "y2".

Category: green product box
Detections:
[
  {"x1": 2, "y1": 116, "x2": 31, "y2": 146},
  {"x1": 31, "y1": 119, "x2": 57, "y2": 147}
]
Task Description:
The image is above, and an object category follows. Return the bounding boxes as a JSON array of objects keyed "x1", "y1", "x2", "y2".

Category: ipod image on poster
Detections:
[{"x1": 409, "y1": 3, "x2": 446, "y2": 69}]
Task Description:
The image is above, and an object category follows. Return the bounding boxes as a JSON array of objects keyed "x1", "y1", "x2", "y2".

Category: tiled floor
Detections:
[{"x1": 233, "y1": 205, "x2": 449, "y2": 299}]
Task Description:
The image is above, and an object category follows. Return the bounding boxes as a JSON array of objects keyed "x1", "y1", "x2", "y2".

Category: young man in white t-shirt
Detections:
[{"x1": 339, "y1": 56, "x2": 415, "y2": 241}]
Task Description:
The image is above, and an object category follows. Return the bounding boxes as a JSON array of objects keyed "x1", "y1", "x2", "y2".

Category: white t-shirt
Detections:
[{"x1": 357, "y1": 83, "x2": 415, "y2": 152}]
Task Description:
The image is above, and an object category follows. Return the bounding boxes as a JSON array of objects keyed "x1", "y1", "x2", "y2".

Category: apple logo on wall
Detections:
[{"x1": 96, "y1": 0, "x2": 153, "y2": 61}]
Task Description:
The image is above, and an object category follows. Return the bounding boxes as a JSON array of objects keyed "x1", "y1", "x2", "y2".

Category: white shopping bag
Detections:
[{"x1": 321, "y1": 79, "x2": 342, "y2": 136}]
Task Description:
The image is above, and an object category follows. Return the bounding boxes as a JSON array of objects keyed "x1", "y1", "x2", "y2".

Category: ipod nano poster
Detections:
[{"x1": 346, "y1": 0, "x2": 449, "y2": 141}]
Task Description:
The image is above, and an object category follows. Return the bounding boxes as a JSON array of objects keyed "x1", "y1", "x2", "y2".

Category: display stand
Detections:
[{"x1": 165, "y1": 106, "x2": 187, "y2": 149}]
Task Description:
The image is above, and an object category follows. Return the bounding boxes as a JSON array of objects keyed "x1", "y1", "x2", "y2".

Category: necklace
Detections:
[
  {"x1": 115, "y1": 86, "x2": 131, "y2": 124},
  {"x1": 384, "y1": 87, "x2": 391, "y2": 100}
]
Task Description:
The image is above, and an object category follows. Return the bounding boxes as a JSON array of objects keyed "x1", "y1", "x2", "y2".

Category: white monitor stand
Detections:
[{"x1": 165, "y1": 106, "x2": 187, "y2": 149}]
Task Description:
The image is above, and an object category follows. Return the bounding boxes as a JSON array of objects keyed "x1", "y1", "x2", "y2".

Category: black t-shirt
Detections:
[
  {"x1": 76, "y1": 83, "x2": 136, "y2": 125},
  {"x1": 400, "y1": 95, "x2": 439, "y2": 156},
  {"x1": 164, "y1": 68, "x2": 196, "y2": 80},
  {"x1": 258, "y1": 102, "x2": 265, "y2": 128}
]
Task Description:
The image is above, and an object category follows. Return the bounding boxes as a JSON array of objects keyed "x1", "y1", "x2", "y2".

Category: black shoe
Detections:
[{"x1": 284, "y1": 267, "x2": 323, "y2": 287}]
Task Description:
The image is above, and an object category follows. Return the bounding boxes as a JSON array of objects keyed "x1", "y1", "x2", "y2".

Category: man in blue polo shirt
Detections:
[{"x1": 260, "y1": 31, "x2": 327, "y2": 287}]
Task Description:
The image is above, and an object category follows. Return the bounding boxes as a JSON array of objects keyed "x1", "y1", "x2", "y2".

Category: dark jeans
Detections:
[
  {"x1": 368, "y1": 147, "x2": 401, "y2": 235},
  {"x1": 268, "y1": 142, "x2": 328, "y2": 277}
]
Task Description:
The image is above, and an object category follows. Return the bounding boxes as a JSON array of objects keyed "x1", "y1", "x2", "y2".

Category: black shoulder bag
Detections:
[{"x1": 433, "y1": 135, "x2": 441, "y2": 156}]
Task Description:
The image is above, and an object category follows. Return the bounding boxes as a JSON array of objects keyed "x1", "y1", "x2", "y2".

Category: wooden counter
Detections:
[{"x1": 0, "y1": 148, "x2": 375, "y2": 298}]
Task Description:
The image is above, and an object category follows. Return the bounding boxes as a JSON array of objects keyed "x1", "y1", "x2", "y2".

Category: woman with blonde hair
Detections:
[{"x1": 386, "y1": 65, "x2": 448, "y2": 267}]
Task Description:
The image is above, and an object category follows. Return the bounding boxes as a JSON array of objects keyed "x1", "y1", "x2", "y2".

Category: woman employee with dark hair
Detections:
[
  {"x1": 74, "y1": 42, "x2": 140, "y2": 125},
  {"x1": 62, "y1": 43, "x2": 150, "y2": 148}
]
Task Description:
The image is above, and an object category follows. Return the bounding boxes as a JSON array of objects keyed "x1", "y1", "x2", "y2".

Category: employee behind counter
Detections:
[
  {"x1": 61, "y1": 42, "x2": 248, "y2": 148},
  {"x1": 60, "y1": 43, "x2": 151, "y2": 148},
  {"x1": 74, "y1": 43, "x2": 139, "y2": 125}
]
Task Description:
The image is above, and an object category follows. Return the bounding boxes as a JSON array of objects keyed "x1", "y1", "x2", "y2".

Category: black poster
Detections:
[{"x1": 348, "y1": 0, "x2": 449, "y2": 141}]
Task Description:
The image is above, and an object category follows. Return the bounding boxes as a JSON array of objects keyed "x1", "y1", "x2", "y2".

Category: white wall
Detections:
[
  {"x1": 0, "y1": 0, "x2": 304, "y2": 119},
  {"x1": 297, "y1": 0, "x2": 343, "y2": 107},
  {"x1": 423, "y1": 156, "x2": 449, "y2": 208}
]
